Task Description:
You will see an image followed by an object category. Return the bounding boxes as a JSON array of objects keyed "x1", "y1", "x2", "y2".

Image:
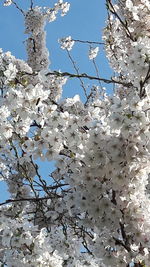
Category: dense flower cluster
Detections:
[{"x1": 0, "y1": 0, "x2": 149, "y2": 266}]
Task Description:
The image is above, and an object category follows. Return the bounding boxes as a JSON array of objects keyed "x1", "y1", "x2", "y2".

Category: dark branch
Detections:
[
  {"x1": 139, "y1": 63, "x2": 150, "y2": 98},
  {"x1": 106, "y1": 0, "x2": 135, "y2": 41},
  {"x1": 12, "y1": 0, "x2": 24, "y2": 15},
  {"x1": 73, "y1": 39, "x2": 104, "y2": 45},
  {"x1": 46, "y1": 71, "x2": 132, "y2": 87},
  {"x1": 0, "y1": 195, "x2": 62, "y2": 206}
]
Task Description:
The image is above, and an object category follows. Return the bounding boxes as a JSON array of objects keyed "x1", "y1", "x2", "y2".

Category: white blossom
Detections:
[
  {"x1": 3, "y1": 0, "x2": 12, "y2": 6},
  {"x1": 88, "y1": 47, "x2": 99, "y2": 60},
  {"x1": 59, "y1": 36, "x2": 75, "y2": 50}
]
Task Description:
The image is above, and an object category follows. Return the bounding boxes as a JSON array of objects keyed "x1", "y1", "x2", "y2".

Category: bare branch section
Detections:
[
  {"x1": 73, "y1": 39, "x2": 104, "y2": 45},
  {"x1": 0, "y1": 195, "x2": 63, "y2": 206},
  {"x1": 46, "y1": 71, "x2": 132, "y2": 87},
  {"x1": 30, "y1": 0, "x2": 33, "y2": 9},
  {"x1": 12, "y1": 0, "x2": 24, "y2": 15},
  {"x1": 0, "y1": 197, "x2": 50, "y2": 206}
]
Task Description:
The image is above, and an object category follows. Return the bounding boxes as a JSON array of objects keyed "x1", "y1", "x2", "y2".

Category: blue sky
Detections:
[{"x1": 0, "y1": 0, "x2": 112, "y2": 202}]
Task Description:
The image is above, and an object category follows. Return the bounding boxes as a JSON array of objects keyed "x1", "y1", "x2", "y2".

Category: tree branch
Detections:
[
  {"x1": 46, "y1": 71, "x2": 132, "y2": 87},
  {"x1": 12, "y1": 0, "x2": 24, "y2": 15},
  {"x1": 73, "y1": 39, "x2": 104, "y2": 45},
  {"x1": 106, "y1": 0, "x2": 135, "y2": 41},
  {"x1": 0, "y1": 195, "x2": 62, "y2": 206}
]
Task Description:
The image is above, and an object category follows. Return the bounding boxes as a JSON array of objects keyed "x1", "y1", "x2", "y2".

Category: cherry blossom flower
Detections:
[
  {"x1": 59, "y1": 36, "x2": 75, "y2": 50},
  {"x1": 88, "y1": 47, "x2": 99, "y2": 60}
]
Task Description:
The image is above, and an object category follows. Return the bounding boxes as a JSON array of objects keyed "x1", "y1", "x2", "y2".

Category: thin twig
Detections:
[
  {"x1": 0, "y1": 196, "x2": 61, "y2": 206},
  {"x1": 73, "y1": 39, "x2": 104, "y2": 45},
  {"x1": 66, "y1": 50, "x2": 88, "y2": 98},
  {"x1": 92, "y1": 58, "x2": 104, "y2": 95},
  {"x1": 30, "y1": 0, "x2": 34, "y2": 9},
  {"x1": 12, "y1": 0, "x2": 24, "y2": 15}
]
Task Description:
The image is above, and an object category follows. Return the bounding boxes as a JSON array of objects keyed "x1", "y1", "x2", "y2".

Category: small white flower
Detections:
[
  {"x1": 0, "y1": 106, "x2": 10, "y2": 120},
  {"x1": 1, "y1": 123, "x2": 13, "y2": 139},
  {"x1": 59, "y1": 36, "x2": 75, "y2": 51},
  {"x1": 47, "y1": 10, "x2": 57, "y2": 22},
  {"x1": 126, "y1": 0, "x2": 139, "y2": 20},
  {"x1": 88, "y1": 47, "x2": 99, "y2": 60},
  {"x1": 126, "y1": 0, "x2": 133, "y2": 10},
  {"x1": 4, "y1": 63, "x2": 17, "y2": 81},
  {"x1": 61, "y1": 2, "x2": 70, "y2": 16},
  {"x1": 4, "y1": 0, "x2": 12, "y2": 6}
]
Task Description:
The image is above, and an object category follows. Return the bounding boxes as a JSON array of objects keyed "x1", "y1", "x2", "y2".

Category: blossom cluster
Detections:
[
  {"x1": 59, "y1": 36, "x2": 75, "y2": 51},
  {"x1": 103, "y1": 0, "x2": 150, "y2": 88}
]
